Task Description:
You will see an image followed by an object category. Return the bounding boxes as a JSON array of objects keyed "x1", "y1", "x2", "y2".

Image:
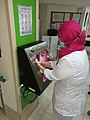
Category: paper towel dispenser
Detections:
[{"x1": 17, "y1": 41, "x2": 51, "y2": 95}]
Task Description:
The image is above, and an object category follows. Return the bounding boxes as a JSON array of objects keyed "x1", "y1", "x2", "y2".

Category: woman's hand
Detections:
[
  {"x1": 36, "y1": 59, "x2": 52, "y2": 73},
  {"x1": 38, "y1": 64, "x2": 45, "y2": 73},
  {"x1": 40, "y1": 61, "x2": 52, "y2": 69},
  {"x1": 36, "y1": 59, "x2": 45, "y2": 73}
]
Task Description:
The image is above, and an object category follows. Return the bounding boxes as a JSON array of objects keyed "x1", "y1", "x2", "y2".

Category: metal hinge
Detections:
[{"x1": 0, "y1": 75, "x2": 6, "y2": 82}]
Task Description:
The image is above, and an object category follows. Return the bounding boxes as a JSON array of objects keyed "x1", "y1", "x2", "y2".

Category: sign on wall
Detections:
[
  {"x1": 50, "y1": 11, "x2": 82, "y2": 29},
  {"x1": 18, "y1": 5, "x2": 32, "y2": 36}
]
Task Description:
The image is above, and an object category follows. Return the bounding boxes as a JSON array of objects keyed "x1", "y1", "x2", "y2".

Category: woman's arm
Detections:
[
  {"x1": 36, "y1": 59, "x2": 52, "y2": 69},
  {"x1": 44, "y1": 59, "x2": 73, "y2": 81},
  {"x1": 40, "y1": 61, "x2": 52, "y2": 69}
]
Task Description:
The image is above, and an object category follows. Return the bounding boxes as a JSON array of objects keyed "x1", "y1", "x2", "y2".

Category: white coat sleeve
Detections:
[
  {"x1": 51, "y1": 61, "x2": 57, "y2": 68},
  {"x1": 44, "y1": 59, "x2": 73, "y2": 81}
]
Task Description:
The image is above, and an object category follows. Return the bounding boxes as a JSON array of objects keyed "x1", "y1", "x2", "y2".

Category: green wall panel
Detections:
[
  {"x1": 12, "y1": 0, "x2": 37, "y2": 109},
  {"x1": 21, "y1": 91, "x2": 37, "y2": 110},
  {"x1": 13, "y1": 0, "x2": 36, "y2": 47}
]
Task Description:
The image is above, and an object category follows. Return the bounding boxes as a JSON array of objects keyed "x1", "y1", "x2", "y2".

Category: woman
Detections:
[{"x1": 36, "y1": 20, "x2": 89, "y2": 120}]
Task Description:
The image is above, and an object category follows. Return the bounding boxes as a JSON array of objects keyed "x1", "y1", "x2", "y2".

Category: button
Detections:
[{"x1": 30, "y1": 49, "x2": 34, "y2": 53}]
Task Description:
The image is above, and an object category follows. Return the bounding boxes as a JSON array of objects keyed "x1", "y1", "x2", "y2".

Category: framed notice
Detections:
[
  {"x1": 52, "y1": 12, "x2": 64, "y2": 22},
  {"x1": 72, "y1": 13, "x2": 81, "y2": 23},
  {"x1": 50, "y1": 11, "x2": 82, "y2": 30},
  {"x1": 64, "y1": 13, "x2": 70, "y2": 21},
  {"x1": 18, "y1": 5, "x2": 32, "y2": 36}
]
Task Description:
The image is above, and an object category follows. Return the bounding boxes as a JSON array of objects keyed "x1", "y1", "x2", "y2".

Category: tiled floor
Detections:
[
  {"x1": 28, "y1": 79, "x2": 90, "y2": 120},
  {"x1": 28, "y1": 60, "x2": 90, "y2": 120},
  {"x1": 0, "y1": 61, "x2": 90, "y2": 120}
]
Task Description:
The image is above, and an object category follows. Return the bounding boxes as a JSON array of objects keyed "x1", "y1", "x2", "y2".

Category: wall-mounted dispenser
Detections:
[{"x1": 17, "y1": 41, "x2": 51, "y2": 96}]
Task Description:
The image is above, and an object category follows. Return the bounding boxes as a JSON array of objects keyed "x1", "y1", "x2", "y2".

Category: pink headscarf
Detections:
[{"x1": 58, "y1": 20, "x2": 86, "y2": 60}]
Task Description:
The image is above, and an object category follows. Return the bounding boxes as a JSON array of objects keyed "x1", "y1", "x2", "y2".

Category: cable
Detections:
[
  {"x1": 22, "y1": 86, "x2": 37, "y2": 104},
  {"x1": 18, "y1": 84, "x2": 24, "y2": 96},
  {"x1": 18, "y1": 84, "x2": 37, "y2": 104}
]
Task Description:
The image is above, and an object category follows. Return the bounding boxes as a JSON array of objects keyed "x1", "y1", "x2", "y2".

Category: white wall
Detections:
[
  {"x1": 40, "y1": 4, "x2": 47, "y2": 37},
  {"x1": 40, "y1": 0, "x2": 90, "y2": 6},
  {"x1": 36, "y1": 0, "x2": 40, "y2": 40},
  {"x1": 40, "y1": 4, "x2": 82, "y2": 36},
  {"x1": 0, "y1": 0, "x2": 18, "y2": 111}
]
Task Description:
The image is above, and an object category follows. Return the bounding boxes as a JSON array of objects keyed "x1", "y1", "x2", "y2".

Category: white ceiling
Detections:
[{"x1": 40, "y1": 0, "x2": 90, "y2": 6}]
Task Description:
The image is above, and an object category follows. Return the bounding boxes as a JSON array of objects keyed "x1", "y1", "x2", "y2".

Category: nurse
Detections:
[{"x1": 36, "y1": 20, "x2": 89, "y2": 120}]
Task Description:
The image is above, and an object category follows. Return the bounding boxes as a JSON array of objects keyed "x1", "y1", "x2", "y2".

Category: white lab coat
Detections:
[{"x1": 44, "y1": 49, "x2": 89, "y2": 116}]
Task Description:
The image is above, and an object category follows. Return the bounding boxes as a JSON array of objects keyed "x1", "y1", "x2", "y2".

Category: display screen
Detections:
[
  {"x1": 31, "y1": 50, "x2": 49, "y2": 82},
  {"x1": 31, "y1": 50, "x2": 47, "y2": 62}
]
